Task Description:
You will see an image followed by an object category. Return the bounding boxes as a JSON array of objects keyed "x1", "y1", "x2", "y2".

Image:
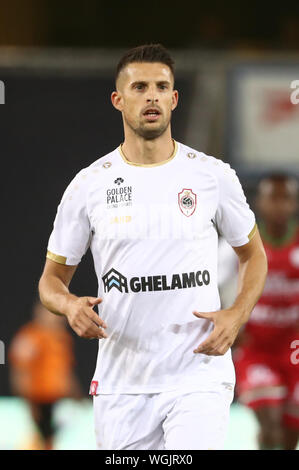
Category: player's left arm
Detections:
[{"x1": 193, "y1": 227, "x2": 268, "y2": 355}]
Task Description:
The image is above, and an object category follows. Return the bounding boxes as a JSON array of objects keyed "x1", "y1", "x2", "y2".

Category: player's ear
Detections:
[
  {"x1": 171, "y1": 90, "x2": 179, "y2": 111},
  {"x1": 111, "y1": 91, "x2": 123, "y2": 112}
]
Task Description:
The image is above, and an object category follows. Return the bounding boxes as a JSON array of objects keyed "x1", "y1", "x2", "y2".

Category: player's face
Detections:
[
  {"x1": 112, "y1": 62, "x2": 178, "y2": 140},
  {"x1": 256, "y1": 179, "x2": 298, "y2": 225}
]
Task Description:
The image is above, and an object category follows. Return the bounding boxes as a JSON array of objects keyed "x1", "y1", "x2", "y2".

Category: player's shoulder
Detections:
[
  {"x1": 9, "y1": 323, "x2": 40, "y2": 352},
  {"x1": 62, "y1": 147, "x2": 120, "y2": 196},
  {"x1": 178, "y1": 142, "x2": 236, "y2": 178},
  {"x1": 73, "y1": 147, "x2": 120, "y2": 180},
  {"x1": 14, "y1": 322, "x2": 36, "y2": 337}
]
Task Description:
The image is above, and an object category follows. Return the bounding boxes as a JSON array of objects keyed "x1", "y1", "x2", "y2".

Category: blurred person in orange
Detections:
[
  {"x1": 234, "y1": 173, "x2": 299, "y2": 450},
  {"x1": 9, "y1": 300, "x2": 82, "y2": 450}
]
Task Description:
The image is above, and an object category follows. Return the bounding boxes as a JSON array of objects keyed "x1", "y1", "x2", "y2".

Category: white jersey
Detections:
[{"x1": 47, "y1": 141, "x2": 256, "y2": 394}]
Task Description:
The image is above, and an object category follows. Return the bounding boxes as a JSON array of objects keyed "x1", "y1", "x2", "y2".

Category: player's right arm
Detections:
[
  {"x1": 39, "y1": 169, "x2": 108, "y2": 340},
  {"x1": 39, "y1": 259, "x2": 107, "y2": 339}
]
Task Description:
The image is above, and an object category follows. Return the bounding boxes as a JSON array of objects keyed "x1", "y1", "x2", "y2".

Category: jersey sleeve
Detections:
[
  {"x1": 47, "y1": 171, "x2": 91, "y2": 266},
  {"x1": 214, "y1": 162, "x2": 257, "y2": 247}
]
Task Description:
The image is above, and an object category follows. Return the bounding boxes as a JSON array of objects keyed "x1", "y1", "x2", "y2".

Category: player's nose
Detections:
[
  {"x1": 146, "y1": 85, "x2": 158, "y2": 103},
  {"x1": 146, "y1": 97, "x2": 158, "y2": 103}
]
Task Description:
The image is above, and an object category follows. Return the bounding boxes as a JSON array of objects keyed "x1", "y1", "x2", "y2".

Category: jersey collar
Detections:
[{"x1": 118, "y1": 139, "x2": 178, "y2": 168}]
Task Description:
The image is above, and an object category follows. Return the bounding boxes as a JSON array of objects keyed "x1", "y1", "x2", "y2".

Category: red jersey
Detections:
[{"x1": 245, "y1": 222, "x2": 299, "y2": 349}]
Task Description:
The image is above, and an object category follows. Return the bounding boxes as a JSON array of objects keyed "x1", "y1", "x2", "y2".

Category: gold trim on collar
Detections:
[
  {"x1": 119, "y1": 140, "x2": 178, "y2": 167},
  {"x1": 47, "y1": 250, "x2": 67, "y2": 265},
  {"x1": 248, "y1": 223, "x2": 257, "y2": 241}
]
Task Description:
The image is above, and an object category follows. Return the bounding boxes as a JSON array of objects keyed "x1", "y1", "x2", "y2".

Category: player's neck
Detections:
[
  {"x1": 121, "y1": 132, "x2": 175, "y2": 166},
  {"x1": 260, "y1": 219, "x2": 297, "y2": 246}
]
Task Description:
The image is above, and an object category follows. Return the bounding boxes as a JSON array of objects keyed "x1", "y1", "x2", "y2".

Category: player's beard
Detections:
[{"x1": 124, "y1": 113, "x2": 171, "y2": 140}]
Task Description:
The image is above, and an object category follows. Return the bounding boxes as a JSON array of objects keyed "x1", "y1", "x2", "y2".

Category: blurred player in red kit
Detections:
[{"x1": 234, "y1": 173, "x2": 299, "y2": 450}]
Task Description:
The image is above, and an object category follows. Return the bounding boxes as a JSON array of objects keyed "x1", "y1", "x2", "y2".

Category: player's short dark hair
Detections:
[{"x1": 115, "y1": 44, "x2": 175, "y2": 85}]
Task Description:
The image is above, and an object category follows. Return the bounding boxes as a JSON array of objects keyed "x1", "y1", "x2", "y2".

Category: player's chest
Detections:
[
  {"x1": 263, "y1": 243, "x2": 299, "y2": 300},
  {"x1": 265, "y1": 242, "x2": 299, "y2": 277},
  {"x1": 87, "y1": 170, "x2": 217, "y2": 239}
]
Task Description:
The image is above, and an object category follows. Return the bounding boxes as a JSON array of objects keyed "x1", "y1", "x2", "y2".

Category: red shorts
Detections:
[{"x1": 233, "y1": 343, "x2": 299, "y2": 429}]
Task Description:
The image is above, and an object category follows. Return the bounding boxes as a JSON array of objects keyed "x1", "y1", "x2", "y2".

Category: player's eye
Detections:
[{"x1": 134, "y1": 84, "x2": 145, "y2": 90}]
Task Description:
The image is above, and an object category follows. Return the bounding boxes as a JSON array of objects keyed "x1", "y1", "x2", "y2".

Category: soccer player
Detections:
[
  {"x1": 9, "y1": 300, "x2": 81, "y2": 450},
  {"x1": 38, "y1": 44, "x2": 267, "y2": 450},
  {"x1": 234, "y1": 173, "x2": 299, "y2": 450}
]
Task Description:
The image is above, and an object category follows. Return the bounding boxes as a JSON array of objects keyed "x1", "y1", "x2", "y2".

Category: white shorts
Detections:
[{"x1": 93, "y1": 383, "x2": 234, "y2": 450}]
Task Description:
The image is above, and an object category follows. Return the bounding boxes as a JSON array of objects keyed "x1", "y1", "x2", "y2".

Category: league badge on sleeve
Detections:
[{"x1": 178, "y1": 189, "x2": 197, "y2": 217}]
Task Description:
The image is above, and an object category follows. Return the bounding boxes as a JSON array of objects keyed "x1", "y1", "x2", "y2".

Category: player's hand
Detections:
[
  {"x1": 65, "y1": 296, "x2": 107, "y2": 340},
  {"x1": 192, "y1": 308, "x2": 245, "y2": 356}
]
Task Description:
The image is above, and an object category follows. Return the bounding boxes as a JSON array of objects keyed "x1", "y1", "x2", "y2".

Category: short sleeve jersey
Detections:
[{"x1": 47, "y1": 141, "x2": 256, "y2": 393}]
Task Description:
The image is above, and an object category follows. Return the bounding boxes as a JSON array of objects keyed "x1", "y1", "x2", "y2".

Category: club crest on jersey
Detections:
[{"x1": 178, "y1": 188, "x2": 197, "y2": 217}]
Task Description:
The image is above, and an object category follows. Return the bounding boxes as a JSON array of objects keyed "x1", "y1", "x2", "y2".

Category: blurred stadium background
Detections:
[{"x1": 0, "y1": 0, "x2": 298, "y2": 450}]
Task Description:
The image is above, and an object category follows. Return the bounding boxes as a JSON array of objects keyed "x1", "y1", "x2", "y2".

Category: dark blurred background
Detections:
[
  {"x1": 0, "y1": 0, "x2": 299, "y2": 449},
  {"x1": 1, "y1": 1, "x2": 299, "y2": 49}
]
